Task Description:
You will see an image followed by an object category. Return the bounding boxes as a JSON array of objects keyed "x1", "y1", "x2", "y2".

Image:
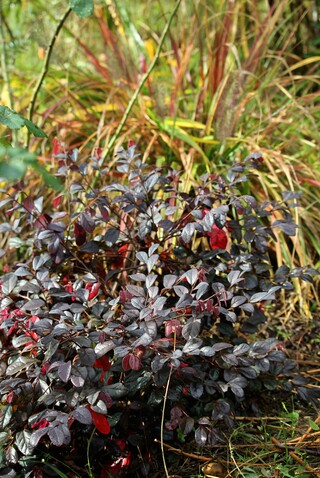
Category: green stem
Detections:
[
  {"x1": 86, "y1": 427, "x2": 95, "y2": 478},
  {"x1": 26, "y1": 7, "x2": 72, "y2": 148},
  {"x1": 100, "y1": 0, "x2": 182, "y2": 165},
  {"x1": 160, "y1": 367, "x2": 173, "y2": 478},
  {"x1": 0, "y1": 3, "x2": 18, "y2": 146}
]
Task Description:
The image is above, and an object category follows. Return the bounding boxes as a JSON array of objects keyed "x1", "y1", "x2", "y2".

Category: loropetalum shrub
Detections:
[{"x1": 0, "y1": 145, "x2": 318, "y2": 477}]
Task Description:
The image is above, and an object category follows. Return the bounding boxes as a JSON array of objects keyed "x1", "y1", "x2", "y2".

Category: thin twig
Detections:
[
  {"x1": 100, "y1": 0, "x2": 182, "y2": 165},
  {"x1": 154, "y1": 439, "x2": 212, "y2": 462},
  {"x1": 234, "y1": 416, "x2": 295, "y2": 422},
  {"x1": 26, "y1": 7, "x2": 72, "y2": 148},
  {"x1": 0, "y1": 4, "x2": 18, "y2": 146},
  {"x1": 272, "y1": 437, "x2": 320, "y2": 477},
  {"x1": 161, "y1": 367, "x2": 173, "y2": 478},
  {"x1": 293, "y1": 416, "x2": 320, "y2": 444}
]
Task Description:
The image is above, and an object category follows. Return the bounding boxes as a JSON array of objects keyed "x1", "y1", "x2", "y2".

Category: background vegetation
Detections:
[{"x1": 1, "y1": 0, "x2": 319, "y2": 270}]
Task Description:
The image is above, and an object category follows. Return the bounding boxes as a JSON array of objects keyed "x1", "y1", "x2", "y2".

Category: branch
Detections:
[
  {"x1": 100, "y1": 0, "x2": 182, "y2": 165},
  {"x1": 0, "y1": 4, "x2": 17, "y2": 146},
  {"x1": 26, "y1": 7, "x2": 72, "y2": 147}
]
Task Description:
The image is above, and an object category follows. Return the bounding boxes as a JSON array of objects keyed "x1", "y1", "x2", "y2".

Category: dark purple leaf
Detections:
[
  {"x1": 58, "y1": 361, "x2": 71, "y2": 383},
  {"x1": 1, "y1": 273, "x2": 17, "y2": 295},
  {"x1": 195, "y1": 281, "x2": 209, "y2": 299},
  {"x1": 179, "y1": 416, "x2": 194, "y2": 435},
  {"x1": 163, "y1": 275, "x2": 177, "y2": 289},
  {"x1": 80, "y1": 212, "x2": 95, "y2": 233},
  {"x1": 233, "y1": 343, "x2": 250, "y2": 356},
  {"x1": 183, "y1": 339, "x2": 203, "y2": 354},
  {"x1": 228, "y1": 270, "x2": 244, "y2": 287},
  {"x1": 242, "y1": 195, "x2": 257, "y2": 208},
  {"x1": 95, "y1": 341, "x2": 116, "y2": 358},
  {"x1": 15, "y1": 430, "x2": 33, "y2": 456},
  {"x1": 5, "y1": 446, "x2": 18, "y2": 464},
  {"x1": 73, "y1": 407, "x2": 92, "y2": 425},
  {"x1": 195, "y1": 426, "x2": 208, "y2": 446},
  {"x1": 190, "y1": 383, "x2": 203, "y2": 399},
  {"x1": 136, "y1": 251, "x2": 148, "y2": 264},
  {"x1": 231, "y1": 296, "x2": 247, "y2": 308},
  {"x1": 173, "y1": 285, "x2": 189, "y2": 297},
  {"x1": 145, "y1": 172, "x2": 160, "y2": 191},
  {"x1": 182, "y1": 318, "x2": 201, "y2": 340},
  {"x1": 30, "y1": 428, "x2": 48, "y2": 448},
  {"x1": 80, "y1": 240, "x2": 99, "y2": 253},
  {"x1": 147, "y1": 254, "x2": 158, "y2": 273},
  {"x1": 70, "y1": 375, "x2": 85, "y2": 387},
  {"x1": 211, "y1": 343, "x2": 232, "y2": 353},
  {"x1": 212, "y1": 399, "x2": 230, "y2": 420},
  {"x1": 272, "y1": 220, "x2": 297, "y2": 236},
  {"x1": 47, "y1": 426, "x2": 65, "y2": 446},
  {"x1": 181, "y1": 222, "x2": 196, "y2": 243},
  {"x1": 104, "y1": 227, "x2": 119, "y2": 245},
  {"x1": 183, "y1": 269, "x2": 198, "y2": 285}
]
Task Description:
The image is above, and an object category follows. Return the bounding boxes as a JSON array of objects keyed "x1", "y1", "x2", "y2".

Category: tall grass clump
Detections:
[{"x1": 0, "y1": 0, "x2": 319, "y2": 311}]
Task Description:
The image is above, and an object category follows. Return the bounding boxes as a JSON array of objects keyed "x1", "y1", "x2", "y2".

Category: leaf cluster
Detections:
[{"x1": 0, "y1": 146, "x2": 318, "y2": 476}]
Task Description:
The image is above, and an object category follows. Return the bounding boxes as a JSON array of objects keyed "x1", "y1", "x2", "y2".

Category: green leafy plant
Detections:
[
  {"x1": 0, "y1": 144, "x2": 318, "y2": 477},
  {"x1": 0, "y1": 106, "x2": 47, "y2": 139}
]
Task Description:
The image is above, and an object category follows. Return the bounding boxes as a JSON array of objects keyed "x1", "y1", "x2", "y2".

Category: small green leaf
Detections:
[
  {"x1": 32, "y1": 162, "x2": 63, "y2": 191},
  {"x1": 308, "y1": 418, "x2": 319, "y2": 431},
  {"x1": 0, "y1": 106, "x2": 25, "y2": 129},
  {"x1": 0, "y1": 146, "x2": 62, "y2": 189},
  {"x1": 0, "y1": 136, "x2": 11, "y2": 147},
  {"x1": 69, "y1": 0, "x2": 94, "y2": 18},
  {"x1": 24, "y1": 119, "x2": 47, "y2": 138},
  {"x1": 0, "y1": 157, "x2": 27, "y2": 179}
]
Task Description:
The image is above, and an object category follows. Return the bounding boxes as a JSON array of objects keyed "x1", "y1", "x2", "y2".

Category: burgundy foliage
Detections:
[{"x1": 0, "y1": 145, "x2": 318, "y2": 476}]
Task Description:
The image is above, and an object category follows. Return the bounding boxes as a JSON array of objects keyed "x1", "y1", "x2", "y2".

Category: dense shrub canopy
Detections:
[{"x1": 0, "y1": 146, "x2": 318, "y2": 477}]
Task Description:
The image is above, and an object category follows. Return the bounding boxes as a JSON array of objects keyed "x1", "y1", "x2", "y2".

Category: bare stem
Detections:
[
  {"x1": 0, "y1": 4, "x2": 18, "y2": 146},
  {"x1": 100, "y1": 0, "x2": 182, "y2": 165},
  {"x1": 26, "y1": 7, "x2": 72, "y2": 148}
]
